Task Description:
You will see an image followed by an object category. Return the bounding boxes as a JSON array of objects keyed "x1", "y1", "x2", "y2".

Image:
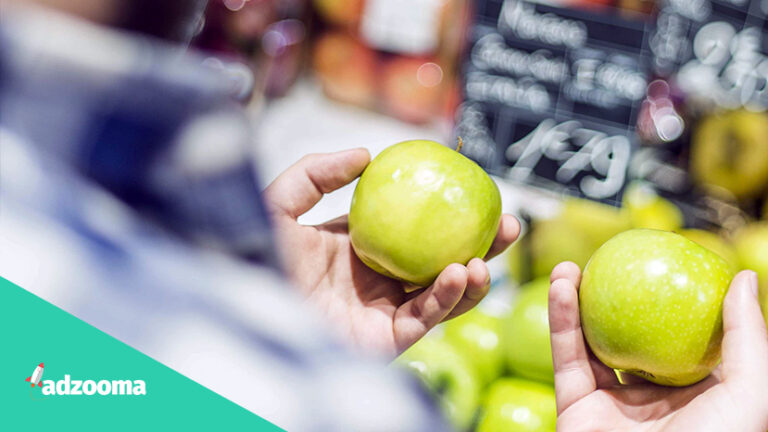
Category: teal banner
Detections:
[{"x1": 0, "y1": 277, "x2": 283, "y2": 431}]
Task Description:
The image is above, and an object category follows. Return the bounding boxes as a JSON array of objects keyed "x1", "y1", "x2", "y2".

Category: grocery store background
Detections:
[{"x1": 1, "y1": 0, "x2": 767, "y2": 431}]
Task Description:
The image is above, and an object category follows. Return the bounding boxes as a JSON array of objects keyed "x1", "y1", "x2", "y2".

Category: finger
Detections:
[
  {"x1": 394, "y1": 264, "x2": 468, "y2": 352},
  {"x1": 442, "y1": 258, "x2": 490, "y2": 321},
  {"x1": 484, "y1": 214, "x2": 521, "y2": 260},
  {"x1": 550, "y1": 261, "x2": 582, "y2": 286},
  {"x1": 263, "y1": 148, "x2": 371, "y2": 219},
  {"x1": 549, "y1": 262, "x2": 624, "y2": 388},
  {"x1": 549, "y1": 269, "x2": 598, "y2": 415},
  {"x1": 721, "y1": 271, "x2": 768, "y2": 384}
]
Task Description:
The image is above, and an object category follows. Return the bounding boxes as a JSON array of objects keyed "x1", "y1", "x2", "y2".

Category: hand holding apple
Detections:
[
  {"x1": 262, "y1": 148, "x2": 519, "y2": 356},
  {"x1": 549, "y1": 262, "x2": 768, "y2": 431}
]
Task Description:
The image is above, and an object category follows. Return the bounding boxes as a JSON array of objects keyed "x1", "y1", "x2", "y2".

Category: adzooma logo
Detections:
[{"x1": 25, "y1": 363, "x2": 146, "y2": 396}]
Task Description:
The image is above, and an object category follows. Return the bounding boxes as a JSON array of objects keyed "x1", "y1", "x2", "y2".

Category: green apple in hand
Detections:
[
  {"x1": 442, "y1": 308, "x2": 505, "y2": 386},
  {"x1": 349, "y1": 140, "x2": 502, "y2": 288},
  {"x1": 476, "y1": 378, "x2": 556, "y2": 432},
  {"x1": 396, "y1": 337, "x2": 481, "y2": 430},
  {"x1": 732, "y1": 222, "x2": 768, "y2": 325},
  {"x1": 504, "y1": 277, "x2": 554, "y2": 384},
  {"x1": 580, "y1": 229, "x2": 733, "y2": 386}
]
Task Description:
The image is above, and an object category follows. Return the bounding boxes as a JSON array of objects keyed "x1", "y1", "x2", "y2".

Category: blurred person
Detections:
[
  {"x1": 549, "y1": 262, "x2": 768, "y2": 431},
  {"x1": 0, "y1": 0, "x2": 517, "y2": 429}
]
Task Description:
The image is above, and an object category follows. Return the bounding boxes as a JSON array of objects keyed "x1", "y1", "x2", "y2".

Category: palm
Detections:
[
  {"x1": 559, "y1": 374, "x2": 740, "y2": 431},
  {"x1": 281, "y1": 216, "x2": 407, "y2": 354},
  {"x1": 263, "y1": 149, "x2": 518, "y2": 356}
]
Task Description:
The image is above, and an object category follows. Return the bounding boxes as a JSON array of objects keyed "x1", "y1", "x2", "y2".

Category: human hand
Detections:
[
  {"x1": 548, "y1": 262, "x2": 768, "y2": 431},
  {"x1": 263, "y1": 148, "x2": 519, "y2": 357}
]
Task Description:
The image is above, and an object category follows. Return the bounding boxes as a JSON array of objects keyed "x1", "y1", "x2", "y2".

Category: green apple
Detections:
[
  {"x1": 732, "y1": 222, "x2": 768, "y2": 325},
  {"x1": 442, "y1": 308, "x2": 505, "y2": 386},
  {"x1": 690, "y1": 110, "x2": 768, "y2": 199},
  {"x1": 622, "y1": 182, "x2": 683, "y2": 232},
  {"x1": 476, "y1": 378, "x2": 556, "y2": 432},
  {"x1": 530, "y1": 218, "x2": 594, "y2": 279},
  {"x1": 580, "y1": 229, "x2": 733, "y2": 386},
  {"x1": 680, "y1": 229, "x2": 740, "y2": 274},
  {"x1": 396, "y1": 337, "x2": 481, "y2": 429},
  {"x1": 349, "y1": 140, "x2": 502, "y2": 288},
  {"x1": 504, "y1": 277, "x2": 554, "y2": 384},
  {"x1": 560, "y1": 198, "x2": 632, "y2": 248},
  {"x1": 530, "y1": 198, "x2": 631, "y2": 279}
]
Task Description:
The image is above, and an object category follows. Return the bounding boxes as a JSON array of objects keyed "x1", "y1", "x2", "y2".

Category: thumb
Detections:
[
  {"x1": 721, "y1": 271, "x2": 768, "y2": 383},
  {"x1": 263, "y1": 148, "x2": 370, "y2": 219}
]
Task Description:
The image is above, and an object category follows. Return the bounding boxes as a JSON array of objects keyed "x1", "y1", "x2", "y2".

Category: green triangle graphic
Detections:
[{"x1": 0, "y1": 276, "x2": 284, "y2": 431}]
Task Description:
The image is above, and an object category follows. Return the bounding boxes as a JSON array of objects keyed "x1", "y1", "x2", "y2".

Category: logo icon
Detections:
[{"x1": 25, "y1": 363, "x2": 45, "y2": 388}]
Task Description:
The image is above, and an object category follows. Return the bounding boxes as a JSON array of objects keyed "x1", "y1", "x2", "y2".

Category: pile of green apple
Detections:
[{"x1": 396, "y1": 281, "x2": 557, "y2": 432}]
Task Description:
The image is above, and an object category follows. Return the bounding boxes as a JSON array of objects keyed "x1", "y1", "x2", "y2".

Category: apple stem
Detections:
[{"x1": 456, "y1": 136, "x2": 463, "y2": 153}]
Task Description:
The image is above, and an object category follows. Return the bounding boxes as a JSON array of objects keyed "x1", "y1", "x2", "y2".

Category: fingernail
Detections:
[{"x1": 746, "y1": 271, "x2": 759, "y2": 298}]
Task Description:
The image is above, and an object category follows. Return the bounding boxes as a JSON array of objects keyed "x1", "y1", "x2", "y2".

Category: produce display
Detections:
[
  {"x1": 476, "y1": 378, "x2": 556, "y2": 432},
  {"x1": 442, "y1": 309, "x2": 505, "y2": 387},
  {"x1": 503, "y1": 278, "x2": 553, "y2": 384},
  {"x1": 397, "y1": 337, "x2": 482, "y2": 430}
]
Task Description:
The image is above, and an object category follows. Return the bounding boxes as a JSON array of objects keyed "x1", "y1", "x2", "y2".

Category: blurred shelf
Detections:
[
  {"x1": 252, "y1": 79, "x2": 561, "y2": 227},
  {"x1": 252, "y1": 79, "x2": 451, "y2": 225}
]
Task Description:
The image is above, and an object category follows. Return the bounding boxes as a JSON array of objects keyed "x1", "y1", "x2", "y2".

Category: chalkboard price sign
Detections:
[{"x1": 458, "y1": 0, "x2": 652, "y2": 203}]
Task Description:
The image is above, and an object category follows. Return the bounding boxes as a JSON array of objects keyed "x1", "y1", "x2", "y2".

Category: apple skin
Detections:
[
  {"x1": 732, "y1": 222, "x2": 768, "y2": 326},
  {"x1": 531, "y1": 218, "x2": 594, "y2": 279},
  {"x1": 504, "y1": 277, "x2": 554, "y2": 384},
  {"x1": 623, "y1": 183, "x2": 683, "y2": 232},
  {"x1": 349, "y1": 140, "x2": 502, "y2": 287},
  {"x1": 476, "y1": 378, "x2": 557, "y2": 432},
  {"x1": 680, "y1": 229, "x2": 740, "y2": 274},
  {"x1": 561, "y1": 198, "x2": 632, "y2": 248},
  {"x1": 580, "y1": 229, "x2": 733, "y2": 387},
  {"x1": 396, "y1": 337, "x2": 481, "y2": 430},
  {"x1": 691, "y1": 110, "x2": 768, "y2": 199},
  {"x1": 531, "y1": 198, "x2": 631, "y2": 279},
  {"x1": 442, "y1": 308, "x2": 505, "y2": 386}
]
